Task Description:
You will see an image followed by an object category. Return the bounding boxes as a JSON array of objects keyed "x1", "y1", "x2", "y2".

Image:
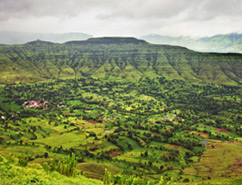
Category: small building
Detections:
[{"x1": 201, "y1": 140, "x2": 208, "y2": 146}]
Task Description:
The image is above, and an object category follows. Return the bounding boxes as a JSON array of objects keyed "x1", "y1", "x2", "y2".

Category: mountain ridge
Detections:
[
  {"x1": 0, "y1": 37, "x2": 242, "y2": 86},
  {"x1": 141, "y1": 33, "x2": 242, "y2": 53},
  {"x1": 0, "y1": 31, "x2": 92, "y2": 44}
]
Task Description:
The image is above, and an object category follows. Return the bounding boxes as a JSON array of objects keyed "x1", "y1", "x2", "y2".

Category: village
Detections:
[
  {"x1": 22, "y1": 100, "x2": 67, "y2": 110},
  {"x1": 22, "y1": 100, "x2": 48, "y2": 109}
]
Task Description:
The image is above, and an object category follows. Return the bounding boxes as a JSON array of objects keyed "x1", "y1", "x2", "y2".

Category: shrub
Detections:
[
  {"x1": 18, "y1": 156, "x2": 29, "y2": 167},
  {"x1": 103, "y1": 168, "x2": 167, "y2": 185},
  {"x1": 43, "y1": 153, "x2": 78, "y2": 177}
]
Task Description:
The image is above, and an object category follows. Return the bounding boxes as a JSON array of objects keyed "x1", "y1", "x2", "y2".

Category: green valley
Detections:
[{"x1": 0, "y1": 38, "x2": 242, "y2": 184}]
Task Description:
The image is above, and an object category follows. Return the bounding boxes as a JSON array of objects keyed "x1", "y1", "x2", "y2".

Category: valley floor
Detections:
[{"x1": 0, "y1": 77, "x2": 242, "y2": 184}]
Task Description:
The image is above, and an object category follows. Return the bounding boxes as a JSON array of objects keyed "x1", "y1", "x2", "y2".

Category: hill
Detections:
[
  {"x1": 141, "y1": 33, "x2": 242, "y2": 53},
  {"x1": 0, "y1": 37, "x2": 242, "y2": 86},
  {"x1": 0, "y1": 31, "x2": 92, "y2": 44}
]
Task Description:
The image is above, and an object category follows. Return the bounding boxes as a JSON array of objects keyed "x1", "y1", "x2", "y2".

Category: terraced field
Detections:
[{"x1": 184, "y1": 140, "x2": 242, "y2": 179}]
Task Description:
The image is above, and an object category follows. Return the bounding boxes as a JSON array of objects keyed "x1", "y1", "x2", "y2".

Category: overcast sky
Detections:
[{"x1": 0, "y1": 0, "x2": 242, "y2": 37}]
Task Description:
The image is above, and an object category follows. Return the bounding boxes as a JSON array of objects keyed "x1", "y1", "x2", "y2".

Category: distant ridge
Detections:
[
  {"x1": 66, "y1": 37, "x2": 148, "y2": 45},
  {"x1": 0, "y1": 31, "x2": 92, "y2": 44},
  {"x1": 141, "y1": 33, "x2": 242, "y2": 53},
  {"x1": 0, "y1": 37, "x2": 241, "y2": 86},
  {"x1": 27, "y1": 40, "x2": 55, "y2": 45}
]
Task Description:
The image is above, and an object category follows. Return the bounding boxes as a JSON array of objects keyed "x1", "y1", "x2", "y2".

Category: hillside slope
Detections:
[
  {"x1": 0, "y1": 37, "x2": 242, "y2": 85},
  {"x1": 1, "y1": 154, "x2": 241, "y2": 185},
  {"x1": 0, "y1": 155, "x2": 102, "y2": 185}
]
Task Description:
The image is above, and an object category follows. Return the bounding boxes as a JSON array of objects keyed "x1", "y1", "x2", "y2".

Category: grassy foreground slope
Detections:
[
  {"x1": 0, "y1": 155, "x2": 102, "y2": 185},
  {"x1": 1, "y1": 154, "x2": 242, "y2": 185},
  {"x1": 0, "y1": 37, "x2": 242, "y2": 85}
]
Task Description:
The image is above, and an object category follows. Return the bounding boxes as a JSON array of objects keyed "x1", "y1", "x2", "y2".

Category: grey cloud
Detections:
[
  {"x1": 0, "y1": 0, "x2": 111, "y2": 20},
  {"x1": 1, "y1": 0, "x2": 242, "y2": 21},
  {"x1": 98, "y1": 0, "x2": 242, "y2": 22},
  {"x1": 98, "y1": 0, "x2": 197, "y2": 20},
  {"x1": 0, "y1": 0, "x2": 241, "y2": 37},
  {"x1": 183, "y1": 0, "x2": 242, "y2": 21}
]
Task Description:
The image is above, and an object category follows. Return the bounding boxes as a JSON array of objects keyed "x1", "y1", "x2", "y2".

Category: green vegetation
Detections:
[
  {"x1": 43, "y1": 153, "x2": 78, "y2": 177},
  {"x1": 0, "y1": 38, "x2": 242, "y2": 184},
  {"x1": 0, "y1": 37, "x2": 241, "y2": 85},
  {"x1": 0, "y1": 76, "x2": 241, "y2": 184},
  {"x1": 0, "y1": 155, "x2": 102, "y2": 185},
  {"x1": 184, "y1": 140, "x2": 242, "y2": 179}
]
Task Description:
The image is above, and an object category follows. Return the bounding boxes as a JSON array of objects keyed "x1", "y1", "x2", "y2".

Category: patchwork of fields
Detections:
[{"x1": 0, "y1": 76, "x2": 242, "y2": 184}]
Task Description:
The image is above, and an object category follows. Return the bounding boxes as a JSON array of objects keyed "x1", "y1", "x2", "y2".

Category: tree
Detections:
[
  {"x1": 44, "y1": 152, "x2": 49, "y2": 158},
  {"x1": 148, "y1": 161, "x2": 152, "y2": 166}
]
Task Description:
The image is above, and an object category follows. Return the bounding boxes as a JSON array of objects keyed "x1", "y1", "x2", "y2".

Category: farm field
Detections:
[{"x1": 184, "y1": 140, "x2": 242, "y2": 179}]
